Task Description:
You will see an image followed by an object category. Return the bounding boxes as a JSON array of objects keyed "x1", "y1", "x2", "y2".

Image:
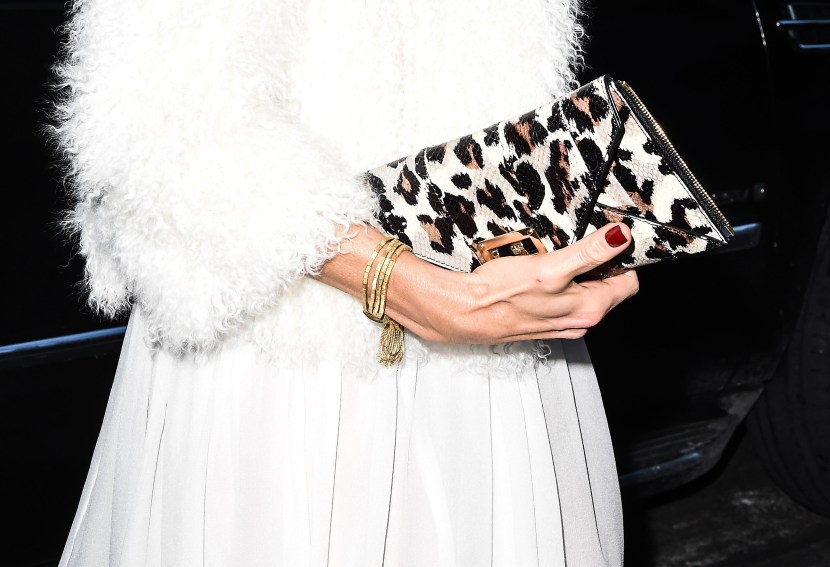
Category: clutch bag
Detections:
[{"x1": 363, "y1": 75, "x2": 734, "y2": 274}]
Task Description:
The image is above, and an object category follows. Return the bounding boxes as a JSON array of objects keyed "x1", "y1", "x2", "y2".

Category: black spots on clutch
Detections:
[
  {"x1": 363, "y1": 173, "x2": 407, "y2": 237},
  {"x1": 614, "y1": 162, "x2": 655, "y2": 215},
  {"x1": 562, "y1": 85, "x2": 612, "y2": 134},
  {"x1": 394, "y1": 165, "x2": 421, "y2": 206},
  {"x1": 528, "y1": 120, "x2": 549, "y2": 147},
  {"x1": 614, "y1": 247, "x2": 637, "y2": 267},
  {"x1": 443, "y1": 193, "x2": 478, "y2": 238},
  {"x1": 451, "y1": 173, "x2": 472, "y2": 189},
  {"x1": 477, "y1": 180, "x2": 517, "y2": 221},
  {"x1": 417, "y1": 214, "x2": 454, "y2": 255},
  {"x1": 643, "y1": 140, "x2": 660, "y2": 156},
  {"x1": 518, "y1": 110, "x2": 537, "y2": 124},
  {"x1": 394, "y1": 230, "x2": 413, "y2": 248},
  {"x1": 545, "y1": 140, "x2": 575, "y2": 215},
  {"x1": 509, "y1": 198, "x2": 552, "y2": 243},
  {"x1": 513, "y1": 199, "x2": 537, "y2": 231},
  {"x1": 609, "y1": 161, "x2": 630, "y2": 189},
  {"x1": 640, "y1": 181, "x2": 657, "y2": 221},
  {"x1": 425, "y1": 143, "x2": 447, "y2": 164},
  {"x1": 485, "y1": 220, "x2": 511, "y2": 236},
  {"x1": 427, "y1": 182, "x2": 445, "y2": 215},
  {"x1": 657, "y1": 159, "x2": 674, "y2": 176},
  {"x1": 617, "y1": 148, "x2": 633, "y2": 162},
  {"x1": 644, "y1": 246, "x2": 676, "y2": 261},
  {"x1": 646, "y1": 225, "x2": 695, "y2": 261},
  {"x1": 587, "y1": 91, "x2": 610, "y2": 121},
  {"x1": 579, "y1": 172, "x2": 594, "y2": 194},
  {"x1": 454, "y1": 135, "x2": 485, "y2": 169},
  {"x1": 374, "y1": 192, "x2": 409, "y2": 239},
  {"x1": 504, "y1": 123, "x2": 532, "y2": 156},
  {"x1": 669, "y1": 198, "x2": 698, "y2": 232},
  {"x1": 363, "y1": 172, "x2": 385, "y2": 195},
  {"x1": 483, "y1": 124, "x2": 500, "y2": 147},
  {"x1": 498, "y1": 160, "x2": 521, "y2": 193},
  {"x1": 653, "y1": 225, "x2": 693, "y2": 250},
  {"x1": 532, "y1": 213, "x2": 556, "y2": 242},
  {"x1": 415, "y1": 150, "x2": 428, "y2": 179},
  {"x1": 548, "y1": 106, "x2": 568, "y2": 133},
  {"x1": 503, "y1": 116, "x2": 548, "y2": 157},
  {"x1": 577, "y1": 137, "x2": 604, "y2": 179},
  {"x1": 561, "y1": 99, "x2": 595, "y2": 134},
  {"x1": 588, "y1": 208, "x2": 610, "y2": 229},
  {"x1": 643, "y1": 140, "x2": 674, "y2": 175},
  {"x1": 513, "y1": 162, "x2": 546, "y2": 211},
  {"x1": 547, "y1": 223, "x2": 572, "y2": 249}
]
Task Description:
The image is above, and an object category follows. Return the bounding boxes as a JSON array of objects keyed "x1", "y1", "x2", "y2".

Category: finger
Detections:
[
  {"x1": 578, "y1": 269, "x2": 640, "y2": 312},
  {"x1": 548, "y1": 223, "x2": 632, "y2": 281},
  {"x1": 493, "y1": 327, "x2": 589, "y2": 342},
  {"x1": 541, "y1": 271, "x2": 637, "y2": 330}
]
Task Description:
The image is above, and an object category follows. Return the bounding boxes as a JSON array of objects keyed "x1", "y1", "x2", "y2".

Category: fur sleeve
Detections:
[{"x1": 51, "y1": 0, "x2": 377, "y2": 352}]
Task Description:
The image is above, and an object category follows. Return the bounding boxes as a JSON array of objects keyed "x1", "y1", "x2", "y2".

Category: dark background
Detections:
[{"x1": 2, "y1": 0, "x2": 830, "y2": 565}]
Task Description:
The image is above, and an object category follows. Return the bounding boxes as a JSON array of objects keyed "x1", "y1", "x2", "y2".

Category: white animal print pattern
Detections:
[{"x1": 364, "y1": 76, "x2": 732, "y2": 273}]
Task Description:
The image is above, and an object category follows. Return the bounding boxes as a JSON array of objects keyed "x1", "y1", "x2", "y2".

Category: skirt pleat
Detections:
[{"x1": 60, "y1": 308, "x2": 623, "y2": 567}]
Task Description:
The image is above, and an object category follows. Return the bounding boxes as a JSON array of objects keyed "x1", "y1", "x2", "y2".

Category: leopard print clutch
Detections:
[{"x1": 363, "y1": 76, "x2": 733, "y2": 273}]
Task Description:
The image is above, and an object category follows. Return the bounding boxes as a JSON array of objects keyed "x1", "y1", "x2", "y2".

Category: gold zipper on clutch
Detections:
[{"x1": 617, "y1": 81, "x2": 735, "y2": 238}]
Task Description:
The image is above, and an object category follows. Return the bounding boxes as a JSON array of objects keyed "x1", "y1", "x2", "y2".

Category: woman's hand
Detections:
[{"x1": 317, "y1": 223, "x2": 639, "y2": 345}]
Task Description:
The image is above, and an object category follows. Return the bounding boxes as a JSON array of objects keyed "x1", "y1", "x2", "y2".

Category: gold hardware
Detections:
[{"x1": 476, "y1": 227, "x2": 548, "y2": 263}]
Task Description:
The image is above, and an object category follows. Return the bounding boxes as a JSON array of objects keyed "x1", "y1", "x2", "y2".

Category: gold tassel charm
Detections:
[{"x1": 378, "y1": 316, "x2": 405, "y2": 366}]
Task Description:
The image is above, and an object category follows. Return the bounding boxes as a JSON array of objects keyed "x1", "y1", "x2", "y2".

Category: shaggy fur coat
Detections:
[{"x1": 53, "y1": 0, "x2": 585, "y2": 369}]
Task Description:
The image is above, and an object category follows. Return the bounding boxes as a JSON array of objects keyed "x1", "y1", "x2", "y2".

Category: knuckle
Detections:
[
  {"x1": 587, "y1": 237, "x2": 609, "y2": 262},
  {"x1": 570, "y1": 310, "x2": 603, "y2": 328},
  {"x1": 557, "y1": 328, "x2": 588, "y2": 340},
  {"x1": 622, "y1": 271, "x2": 640, "y2": 297},
  {"x1": 576, "y1": 245, "x2": 599, "y2": 268},
  {"x1": 585, "y1": 312, "x2": 604, "y2": 328}
]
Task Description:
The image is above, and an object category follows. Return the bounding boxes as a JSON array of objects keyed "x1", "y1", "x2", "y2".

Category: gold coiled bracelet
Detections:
[{"x1": 362, "y1": 237, "x2": 412, "y2": 366}]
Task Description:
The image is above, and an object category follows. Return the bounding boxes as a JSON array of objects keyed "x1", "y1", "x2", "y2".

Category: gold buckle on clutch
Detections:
[{"x1": 475, "y1": 227, "x2": 548, "y2": 263}]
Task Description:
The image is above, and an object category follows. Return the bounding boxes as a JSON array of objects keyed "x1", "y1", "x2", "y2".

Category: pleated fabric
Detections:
[{"x1": 60, "y1": 307, "x2": 623, "y2": 567}]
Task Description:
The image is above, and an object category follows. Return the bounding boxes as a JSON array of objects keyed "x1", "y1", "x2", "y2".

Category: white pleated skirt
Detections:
[{"x1": 60, "y1": 307, "x2": 623, "y2": 567}]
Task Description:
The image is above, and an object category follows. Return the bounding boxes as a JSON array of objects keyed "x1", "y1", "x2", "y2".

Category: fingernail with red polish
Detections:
[{"x1": 605, "y1": 225, "x2": 627, "y2": 248}]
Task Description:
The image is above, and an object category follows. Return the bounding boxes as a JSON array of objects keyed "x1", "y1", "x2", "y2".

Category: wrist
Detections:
[{"x1": 384, "y1": 252, "x2": 477, "y2": 343}]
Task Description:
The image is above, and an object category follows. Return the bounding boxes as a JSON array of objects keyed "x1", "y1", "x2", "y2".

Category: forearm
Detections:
[
  {"x1": 316, "y1": 222, "x2": 639, "y2": 345},
  {"x1": 316, "y1": 225, "x2": 472, "y2": 342}
]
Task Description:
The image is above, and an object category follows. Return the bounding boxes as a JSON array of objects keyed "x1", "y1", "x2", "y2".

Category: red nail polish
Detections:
[{"x1": 605, "y1": 225, "x2": 627, "y2": 248}]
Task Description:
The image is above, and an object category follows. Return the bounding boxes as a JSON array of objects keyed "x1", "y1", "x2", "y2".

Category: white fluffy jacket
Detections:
[{"x1": 54, "y1": 0, "x2": 585, "y2": 368}]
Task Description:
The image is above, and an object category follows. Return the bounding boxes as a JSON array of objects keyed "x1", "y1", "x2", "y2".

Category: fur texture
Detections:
[{"x1": 52, "y1": 0, "x2": 585, "y2": 368}]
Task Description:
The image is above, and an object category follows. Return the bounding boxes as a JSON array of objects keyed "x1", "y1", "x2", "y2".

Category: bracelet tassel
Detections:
[{"x1": 378, "y1": 316, "x2": 405, "y2": 366}]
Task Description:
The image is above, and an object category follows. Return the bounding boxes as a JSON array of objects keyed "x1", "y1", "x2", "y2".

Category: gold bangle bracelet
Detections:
[
  {"x1": 369, "y1": 240, "x2": 405, "y2": 318},
  {"x1": 375, "y1": 242, "x2": 409, "y2": 319},
  {"x1": 360, "y1": 236, "x2": 411, "y2": 365},
  {"x1": 362, "y1": 237, "x2": 396, "y2": 321}
]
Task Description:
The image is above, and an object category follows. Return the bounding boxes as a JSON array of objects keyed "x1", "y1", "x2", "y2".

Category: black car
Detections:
[
  {"x1": 3, "y1": 1, "x2": 829, "y2": 565},
  {"x1": 581, "y1": 0, "x2": 830, "y2": 511}
]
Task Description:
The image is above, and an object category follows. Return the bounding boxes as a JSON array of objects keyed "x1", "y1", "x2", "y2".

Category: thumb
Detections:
[{"x1": 557, "y1": 223, "x2": 632, "y2": 280}]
